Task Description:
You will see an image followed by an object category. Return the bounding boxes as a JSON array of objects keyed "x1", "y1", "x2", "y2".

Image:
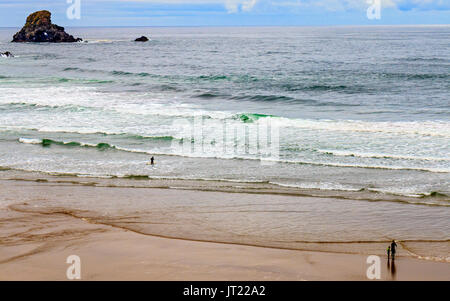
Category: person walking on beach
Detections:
[
  {"x1": 390, "y1": 240, "x2": 397, "y2": 260},
  {"x1": 150, "y1": 156, "x2": 154, "y2": 166},
  {"x1": 387, "y1": 245, "x2": 391, "y2": 260}
]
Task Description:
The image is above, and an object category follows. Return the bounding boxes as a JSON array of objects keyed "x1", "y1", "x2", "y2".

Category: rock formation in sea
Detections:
[
  {"x1": 12, "y1": 10, "x2": 82, "y2": 43},
  {"x1": 0, "y1": 51, "x2": 14, "y2": 57},
  {"x1": 135, "y1": 36, "x2": 149, "y2": 42}
]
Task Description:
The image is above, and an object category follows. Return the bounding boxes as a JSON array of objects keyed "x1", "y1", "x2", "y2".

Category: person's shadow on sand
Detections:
[{"x1": 387, "y1": 259, "x2": 397, "y2": 280}]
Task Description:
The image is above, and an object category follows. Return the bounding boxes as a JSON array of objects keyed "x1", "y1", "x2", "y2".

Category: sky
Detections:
[{"x1": 0, "y1": 0, "x2": 449, "y2": 27}]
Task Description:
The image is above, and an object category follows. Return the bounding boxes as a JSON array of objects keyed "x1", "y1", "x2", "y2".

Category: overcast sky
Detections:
[{"x1": 0, "y1": 0, "x2": 449, "y2": 27}]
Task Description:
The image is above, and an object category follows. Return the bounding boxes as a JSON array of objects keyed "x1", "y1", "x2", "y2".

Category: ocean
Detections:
[{"x1": 0, "y1": 26, "x2": 449, "y2": 260}]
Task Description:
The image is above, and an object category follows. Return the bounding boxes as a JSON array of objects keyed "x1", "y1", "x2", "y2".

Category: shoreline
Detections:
[
  {"x1": 1, "y1": 168, "x2": 448, "y2": 207},
  {"x1": 0, "y1": 171, "x2": 449, "y2": 258},
  {"x1": 1, "y1": 201, "x2": 448, "y2": 281},
  {"x1": 1, "y1": 196, "x2": 449, "y2": 281},
  {"x1": 2, "y1": 232, "x2": 450, "y2": 281},
  {"x1": 0, "y1": 174, "x2": 449, "y2": 280}
]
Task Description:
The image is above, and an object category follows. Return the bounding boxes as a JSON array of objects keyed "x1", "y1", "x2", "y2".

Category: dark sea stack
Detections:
[
  {"x1": 12, "y1": 10, "x2": 82, "y2": 43},
  {"x1": 0, "y1": 51, "x2": 14, "y2": 57},
  {"x1": 135, "y1": 36, "x2": 149, "y2": 42}
]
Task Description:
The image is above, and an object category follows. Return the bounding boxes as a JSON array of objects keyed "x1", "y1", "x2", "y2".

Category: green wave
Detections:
[
  {"x1": 20, "y1": 135, "x2": 177, "y2": 150},
  {"x1": 109, "y1": 69, "x2": 258, "y2": 82},
  {"x1": 111, "y1": 70, "x2": 135, "y2": 76},
  {"x1": 197, "y1": 75, "x2": 228, "y2": 81},
  {"x1": 380, "y1": 72, "x2": 449, "y2": 80},
  {"x1": 56, "y1": 77, "x2": 114, "y2": 84},
  {"x1": 41, "y1": 139, "x2": 114, "y2": 150},
  {"x1": 234, "y1": 113, "x2": 275, "y2": 123},
  {"x1": 0, "y1": 102, "x2": 93, "y2": 113},
  {"x1": 421, "y1": 191, "x2": 450, "y2": 199}
]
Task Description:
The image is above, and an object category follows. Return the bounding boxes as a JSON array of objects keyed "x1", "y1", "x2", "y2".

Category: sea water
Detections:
[{"x1": 0, "y1": 26, "x2": 449, "y2": 259}]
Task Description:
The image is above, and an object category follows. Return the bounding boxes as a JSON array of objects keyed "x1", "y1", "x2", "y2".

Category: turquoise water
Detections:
[{"x1": 0, "y1": 26, "x2": 449, "y2": 200}]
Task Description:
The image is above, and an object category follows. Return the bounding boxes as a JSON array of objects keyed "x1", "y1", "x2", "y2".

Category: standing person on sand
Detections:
[
  {"x1": 390, "y1": 240, "x2": 397, "y2": 260},
  {"x1": 387, "y1": 245, "x2": 391, "y2": 260}
]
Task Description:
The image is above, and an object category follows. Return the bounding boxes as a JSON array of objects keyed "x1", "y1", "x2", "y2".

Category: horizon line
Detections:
[{"x1": 1, "y1": 24, "x2": 449, "y2": 29}]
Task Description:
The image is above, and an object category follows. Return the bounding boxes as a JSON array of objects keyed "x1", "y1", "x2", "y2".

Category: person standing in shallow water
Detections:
[
  {"x1": 150, "y1": 156, "x2": 154, "y2": 166},
  {"x1": 390, "y1": 240, "x2": 397, "y2": 260},
  {"x1": 387, "y1": 245, "x2": 391, "y2": 260}
]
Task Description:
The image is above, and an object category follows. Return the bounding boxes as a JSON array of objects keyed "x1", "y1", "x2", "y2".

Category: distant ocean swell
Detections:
[
  {"x1": 54, "y1": 66, "x2": 450, "y2": 97},
  {"x1": 61, "y1": 65, "x2": 450, "y2": 80}
]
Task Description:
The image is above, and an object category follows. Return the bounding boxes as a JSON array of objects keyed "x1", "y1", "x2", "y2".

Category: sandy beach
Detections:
[
  {"x1": 1, "y1": 5, "x2": 450, "y2": 286},
  {"x1": 0, "y1": 174, "x2": 448, "y2": 281}
]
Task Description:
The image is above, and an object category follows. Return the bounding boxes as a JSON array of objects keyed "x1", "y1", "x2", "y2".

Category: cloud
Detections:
[
  {"x1": 4, "y1": 0, "x2": 448, "y2": 13},
  {"x1": 115, "y1": 0, "x2": 261, "y2": 12},
  {"x1": 270, "y1": 0, "x2": 397, "y2": 12},
  {"x1": 256, "y1": 0, "x2": 450, "y2": 12},
  {"x1": 393, "y1": 0, "x2": 450, "y2": 11},
  {"x1": 225, "y1": 0, "x2": 259, "y2": 12},
  {"x1": 1, "y1": 0, "x2": 449, "y2": 21}
]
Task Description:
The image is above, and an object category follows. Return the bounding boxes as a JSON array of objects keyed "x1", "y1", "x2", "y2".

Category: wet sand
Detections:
[{"x1": 0, "y1": 175, "x2": 449, "y2": 281}]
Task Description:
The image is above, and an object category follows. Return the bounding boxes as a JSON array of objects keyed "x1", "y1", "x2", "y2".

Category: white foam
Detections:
[
  {"x1": 265, "y1": 117, "x2": 450, "y2": 138},
  {"x1": 1, "y1": 85, "x2": 448, "y2": 139},
  {"x1": 269, "y1": 181, "x2": 362, "y2": 192},
  {"x1": 263, "y1": 157, "x2": 450, "y2": 173},
  {"x1": 366, "y1": 187, "x2": 449, "y2": 199},
  {"x1": 18, "y1": 137, "x2": 42, "y2": 144},
  {"x1": 317, "y1": 149, "x2": 450, "y2": 162},
  {"x1": 15, "y1": 136, "x2": 450, "y2": 173}
]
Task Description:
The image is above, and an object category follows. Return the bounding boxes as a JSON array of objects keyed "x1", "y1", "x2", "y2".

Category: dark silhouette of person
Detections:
[
  {"x1": 387, "y1": 245, "x2": 391, "y2": 260},
  {"x1": 150, "y1": 156, "x2": 154, "y2": 165},
  {"x1": 390, "y1": 240, "x2": 397, "y2": 260}
]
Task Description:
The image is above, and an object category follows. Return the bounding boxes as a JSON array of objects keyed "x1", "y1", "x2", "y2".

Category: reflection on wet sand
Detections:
[
  {"x1": 1, "y1": 178, "x2": 449, "y2": 281},
  {"x1": 387, "y1": 259, "x2": 397, "y2": 280}
]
